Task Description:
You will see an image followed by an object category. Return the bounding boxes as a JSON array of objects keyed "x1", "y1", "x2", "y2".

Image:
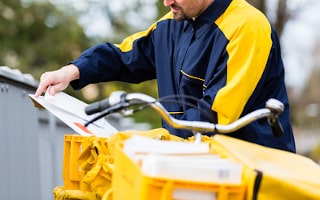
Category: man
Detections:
[{"x1": 35, "y1": 0, "x2": 296, "y2": 152}]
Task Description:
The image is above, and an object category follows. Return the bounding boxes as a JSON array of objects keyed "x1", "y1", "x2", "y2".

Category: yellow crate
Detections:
[
  {"x1": 113, "y1": 143, "x2": 246, "y2": 200},
  {"x1": 62, "y1": 134, "x2": 89, "y2": 190},
  {"x1": 56, "y1": 134, "x2": 113, "y2": 200}
]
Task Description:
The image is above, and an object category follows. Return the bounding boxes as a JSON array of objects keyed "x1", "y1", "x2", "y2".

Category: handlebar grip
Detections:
[
  {"x1": 85, "y1": 98, "x2": 110, "y2": 115},
  {"x1": 268, "y1": 118, "x2": 283, "y2": 137}
]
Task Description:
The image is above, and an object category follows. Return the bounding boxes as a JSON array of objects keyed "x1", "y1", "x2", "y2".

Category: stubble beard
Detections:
[
  {"x1": 172, "y1": 11, "x2": 189, "y2": 21},
  {"x1": 171, "y1": 4, "x2": 189, "y2": 21}
]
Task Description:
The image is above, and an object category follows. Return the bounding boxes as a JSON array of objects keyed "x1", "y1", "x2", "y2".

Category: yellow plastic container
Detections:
[
  {"x1": 62, "y1": 134, "x2": 89, "y2": 190},
  {"x1": 55, "y1": 134, "x2": 113, "y2": 200},
  {"x1": 113, "y1": 143, "x2": 245, "y2": 200}
]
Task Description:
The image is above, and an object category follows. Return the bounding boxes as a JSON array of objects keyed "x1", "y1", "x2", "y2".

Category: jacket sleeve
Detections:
[
  {"x1": 211, "y1": 12, "x2": 273, "y2": 125},
  {"x1": 70, "y1": 24, "x2": 158, "y2": 90}
]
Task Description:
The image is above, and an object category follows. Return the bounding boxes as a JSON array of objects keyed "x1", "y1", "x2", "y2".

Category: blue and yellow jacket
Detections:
[{"x1": 71, "y1": 0, "x2": 296, "y2": 152}]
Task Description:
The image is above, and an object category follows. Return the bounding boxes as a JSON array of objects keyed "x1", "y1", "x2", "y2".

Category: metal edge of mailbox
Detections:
[{"x1": 0, "y1": 66, "x2": 38, "y2": 89}]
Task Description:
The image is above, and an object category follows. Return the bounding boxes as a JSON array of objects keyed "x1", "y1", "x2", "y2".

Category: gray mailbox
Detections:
[{"x1": 0, "y1": 66, "x2": 75, "y2": 200}]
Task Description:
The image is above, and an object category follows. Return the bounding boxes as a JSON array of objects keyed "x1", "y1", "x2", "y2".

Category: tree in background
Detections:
[
  {"x1": 0, "y1": 0, "x2": 90, "y2": 76},
  {"x1": 244, "y1": 0, "x2": 289, "y2": 36},
  {"x1": 0, "y1": 0, "x2": 91, "y2": 99}
]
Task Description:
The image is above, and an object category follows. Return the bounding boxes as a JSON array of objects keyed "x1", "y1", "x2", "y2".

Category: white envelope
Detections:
[{"x1": 29, "y1": 91, "x2": 118, "y2": 137}]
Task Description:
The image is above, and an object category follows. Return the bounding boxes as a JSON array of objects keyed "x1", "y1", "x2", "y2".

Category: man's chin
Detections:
[{"x1": 172, "y1": 13, "x2": 187, "y2": 21}]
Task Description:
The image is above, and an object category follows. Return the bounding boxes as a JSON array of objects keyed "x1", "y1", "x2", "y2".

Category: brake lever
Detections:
[
  {"x1": 265, "y1": 99, "x2": 284, "y2": 137},
  {"x1": 268, "y1": 117, "x2": 284, "y2": 137}
]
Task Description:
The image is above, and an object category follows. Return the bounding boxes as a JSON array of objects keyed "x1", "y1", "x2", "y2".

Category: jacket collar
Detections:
[
  {"x1": 198, "y1": 0, "x2": 232, "y2": 24},
  {"x1": 183, "y1": 0, "x2": 232, "y2": 35}
]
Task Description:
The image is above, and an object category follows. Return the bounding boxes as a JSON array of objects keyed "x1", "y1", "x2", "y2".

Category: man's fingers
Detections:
[
  {"x1": 34, "y1": 65, "x2": 78, "y2": 98},
  {"x1": 48, "y1": 85, "x2": 60, "y2": 96},
  {"x1": 34, "y1": 73, "x2": 53, "y2": 97},
  {"x1": 34, "y1": 84, "x2": 48, "y2": 97}
]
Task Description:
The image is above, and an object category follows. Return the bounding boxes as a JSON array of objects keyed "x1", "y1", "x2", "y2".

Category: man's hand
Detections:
[{"x1": 34, "y1": 64, "x2": 80, "y2": 97}]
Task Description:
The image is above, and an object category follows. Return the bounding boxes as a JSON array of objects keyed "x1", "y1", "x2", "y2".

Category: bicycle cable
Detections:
[
  {"x1": 85, "y1": 94, "x2": 216, "y2": 127},
  {"x1": 157, "y1": 94, "x2": 216, "y2": 122}
]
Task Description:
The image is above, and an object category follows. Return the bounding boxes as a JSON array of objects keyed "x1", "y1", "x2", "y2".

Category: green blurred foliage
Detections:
[
  {"x1": 157, "y1": 0, "x2": 169, "y2": 18},
  {"x1": 0, "y1": 0, "x2": 161, "y2": 127},
  {"x1": 0, "y1": 0, "x2": 90, "y2": 78},
  {"x1": 310, "y1": 143, "x2": 320, "y2": 163}
]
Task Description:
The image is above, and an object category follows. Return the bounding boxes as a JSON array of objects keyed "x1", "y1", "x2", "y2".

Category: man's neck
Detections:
[{"x1": 192, "y1": 0, "x2": 215, "y2": 20}]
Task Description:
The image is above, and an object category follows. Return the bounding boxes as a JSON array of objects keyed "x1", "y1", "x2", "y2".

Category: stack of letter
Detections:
[{"x1": 123, "y1": 135, "x2": 243, "y2": 200}]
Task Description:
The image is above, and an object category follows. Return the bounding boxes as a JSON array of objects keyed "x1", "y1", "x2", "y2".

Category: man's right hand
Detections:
[{"x1": 34, "y1": 64, "x2": 80, "y2": 97}]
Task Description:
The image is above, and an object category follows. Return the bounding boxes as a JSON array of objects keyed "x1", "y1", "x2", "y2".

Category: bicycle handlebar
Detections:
[{"x1": 85, "y1": 91, "x2": 284, "y2": 138}]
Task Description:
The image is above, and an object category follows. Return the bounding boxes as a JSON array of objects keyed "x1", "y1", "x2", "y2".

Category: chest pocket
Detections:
[{"x1": 179, "y1": 70, "x2": 205, "y2": 99}]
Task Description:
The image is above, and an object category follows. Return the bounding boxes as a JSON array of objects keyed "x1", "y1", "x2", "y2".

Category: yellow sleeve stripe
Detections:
[
  {"x1": 212, "y1": 0, "x2": 272, "y2": 124},
  {"x1": 180, "y1": 70, "x2": 205, "y2": 82},
  {"x1": 169, "y1": 111, "x2": 184, "y2": 115},
  {"x1": 114, "y1": 12, "x2": 174, "y2": 52}
]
